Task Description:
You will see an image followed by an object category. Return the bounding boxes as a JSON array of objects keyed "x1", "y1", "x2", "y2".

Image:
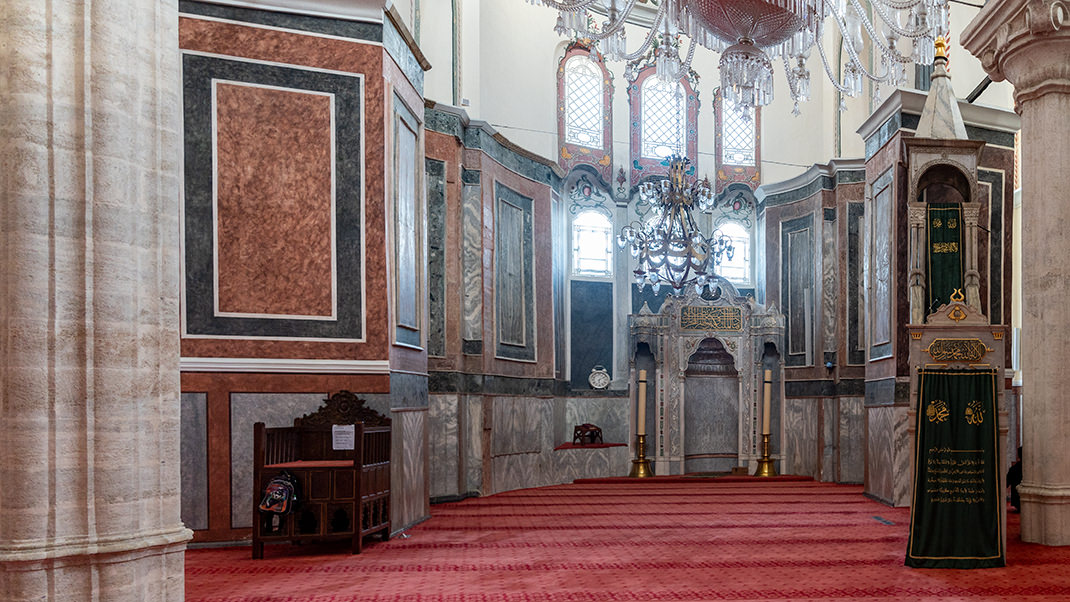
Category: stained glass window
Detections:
[
  {"x1": 721, "y1": 99, "x2": 756, "y2": 166},
  {"x1": 716, "y1": 221, "x2": 751, "y2": 284},
  {"x1": 564, "y1": 55, "x2": 604, "y2": 149},
  {"x1": 572, "y1": 211, "x2": 613, "y2": 276},
  {"x1": 641, "y1": 78, "x2": 686, "y2": 159}
]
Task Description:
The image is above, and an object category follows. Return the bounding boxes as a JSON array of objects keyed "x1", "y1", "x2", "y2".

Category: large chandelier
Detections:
[
  {"x1": 617, "y1": 155, "x2": 735, "y2": 295},
  {"x1": 527, "y1": 0, "x2": 949, "y2": 115}
]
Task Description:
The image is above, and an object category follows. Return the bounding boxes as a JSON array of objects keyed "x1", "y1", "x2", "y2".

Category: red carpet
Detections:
[{"x1": 186, "y1": 480, "x2": 1070, "y2": 601}]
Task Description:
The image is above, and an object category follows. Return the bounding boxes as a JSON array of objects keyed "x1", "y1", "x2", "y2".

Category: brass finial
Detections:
[{"x1": 935, "y1": 36, "x2": 948, "y2": 61}]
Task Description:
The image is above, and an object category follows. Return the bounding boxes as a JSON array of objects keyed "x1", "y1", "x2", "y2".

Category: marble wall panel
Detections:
[
  {"x1": 180, "y1": 393, "x2": 208, "y2": 530},
  {"x1": 228, "y1": 393, "x2": 326, "y2": 529},
  {"x1": 684, "y1": 376, "x2": 739, "y2": 473},
  {"x1": 783, "y1": 398, "x2": 819, "y2": 478},
  {"x1": 428, "y1": 394, "x2": 459, "y2": 499},
  {"x1": 213, "y1": 82, "x2": 334, "y2": 318},
  {"x1": 392, "y1": 409, "x2": 430, "y2": 530},
  {"x1": 564, "y1": 396, "x2": 629, "y2": 445},
  {"x1": 781, "y1": 214, "x2": 814, "y2": 367},
  {"x1": 427, "y1": 158, "x2": 447, "y2": 357},
  {"x1": 494, "y1": 184, "x2": 535, "y2": 361},
  {"x1": 822, "y1": 216, "x2": 838, "y2": 353},
  {"x1": 892, "y1": 405, "x2": 912, "y2": 507},
  {"x1": 839, "y1": 397, "x2": 865, "y2": 483},
  {"x1": 821, "y1": 398, "x2": 837, "y2": 482},
  {"x1": 461, "y1": 182, "x2": 483, "y2": 344},
  {"x1": 490, "y1": 396, "x2": 547, "y2": 456},
  {"x1": 551, "y1": 446, "x2": 632, "y2": 481},
  {"x1": 463, "y1": 395, "x2": 484, "y2": 494},
  {"x1": 866, "y1": 405, "x2": 895, "y2": 504}
]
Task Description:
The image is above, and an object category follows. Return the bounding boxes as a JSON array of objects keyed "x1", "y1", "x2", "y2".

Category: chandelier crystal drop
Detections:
[
  {"x1": 526, "y1": 0, "x2": 950, "y2": 117},
  {"x1": 617, "y1": 155, "x2": 735, "y2": 294}
]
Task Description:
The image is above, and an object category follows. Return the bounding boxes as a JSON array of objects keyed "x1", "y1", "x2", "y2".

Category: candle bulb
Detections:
[
  {"x1": 637, "y1": 370, "x2": 647, "y2": 436},
  {"x1": 762, "y1": 369, "x2": 772, "y2": 435}
]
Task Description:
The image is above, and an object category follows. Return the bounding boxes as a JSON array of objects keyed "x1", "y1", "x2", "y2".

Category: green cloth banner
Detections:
[
  {"x1": 926, "y1": 203, "x2": 964, "y2": 314},
  {"x1": 906, "y1": 368, "x2": 1004, "y2": 568}
]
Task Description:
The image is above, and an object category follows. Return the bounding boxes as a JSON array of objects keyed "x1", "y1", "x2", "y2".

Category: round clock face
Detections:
[{"x1": 588, "y1": 367, "x2": 611, "y2": 389}]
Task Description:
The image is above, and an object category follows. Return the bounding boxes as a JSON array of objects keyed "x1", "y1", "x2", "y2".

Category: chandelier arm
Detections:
[
  {"x1": 813, "y1": 22, "x2": 858, "y2": 95},
  {"x1": 678, "y1": 34, "x2": 698, "y2": 75},
  {"x1": 826, "y1": 5, "x2": 901, "y2": 83},
  {"x1": 782, "y1": 54, "x2": 800, "y2": 99},
  {"x1": 531, "y1": 0, "x2": 599, "y2": 12},
  {"x1": 851, "y1": 0, "x2": 937, "y2": 40},
  {"x1": 621, "y1": 3, "x2": 666, "y2": 61},
  {"x1": 872, "y1": 0, "x2": 929, "y2": 11}
]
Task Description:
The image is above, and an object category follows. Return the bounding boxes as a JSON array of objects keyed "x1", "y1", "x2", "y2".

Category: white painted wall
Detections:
[{"x1": 414, "y1": 1, "x2": 1016, "y2": 185}]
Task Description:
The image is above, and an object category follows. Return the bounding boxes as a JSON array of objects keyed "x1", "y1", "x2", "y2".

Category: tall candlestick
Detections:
[
  {"x1": 637, "y1": 370, "x2": 647, "y2": 435},
  {"x1": 762, "y1": 369, "x2": 772, "y2": 435}
]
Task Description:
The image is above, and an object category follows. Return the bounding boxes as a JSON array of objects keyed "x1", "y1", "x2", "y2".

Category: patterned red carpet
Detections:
[{"x1": 186, "y1": 480, "x2": 1070, "y2": 601}]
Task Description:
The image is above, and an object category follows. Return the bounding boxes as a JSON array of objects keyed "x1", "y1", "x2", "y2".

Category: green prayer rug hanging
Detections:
[
  {"x1": 906, "y1": 368, "x2": 1004, "y2": 568},
  {"x1": 926, "y1": 203, "x2": 964, "y2": 314}
]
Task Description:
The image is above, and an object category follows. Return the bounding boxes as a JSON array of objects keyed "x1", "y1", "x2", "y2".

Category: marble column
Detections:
[
  {"x1": 0, "y1": 0, "x2": 192, "y2": 599},
  {"x1": 963, "y1": 0, "x2": 1070, "y2": 545}
]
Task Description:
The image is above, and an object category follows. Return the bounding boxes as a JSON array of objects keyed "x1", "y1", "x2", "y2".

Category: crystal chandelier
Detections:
[
  {"x1": 527, "y1": 0, "x2": 949, "y2": 116},
  {"x1": 617, "y1": 155, "x2": 735, "y2": 294}
]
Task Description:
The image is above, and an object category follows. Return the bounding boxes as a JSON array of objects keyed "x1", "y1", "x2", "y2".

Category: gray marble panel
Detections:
[
  {"x1": 490, "y1": 396, "x2": 546, "y2": 456},
  {"x1": 822, "y1": 222, "x2": 837, "y2": 353},
  {"x1": 839, "y1": 397, "x2": 865, "y2": 484},
  {"x1": 463, "y1": 395, "x2": 483, "y2": 494},
  {"x1": 570, "y1": 280, "x2": 614, "y2": 388},
  {"x1": 783, "y1": 398, "x2": 818, "y2": 478},
  {"x1": 428, "y1": 395, "x2": 459, "y2": 499},
  {"x1": 821, "y1": 398, "x2": 837, "y2": 483},
  {"x1": 865, "y1": 405, "x2": 895, "y2": 504},
  {"x1": 564, "y1": 396, "x2": 629, "y2": 445},
  {"x1": 180, "y1": 392, "x2": 208, "y2": 531},
  {"x1": 683, "y1": 376, "x2": 739, "y2": 470},
  {"x1": 391, "y1": 410, "x2": 429, "y2": 530},
  {"x1": 892, "y1": 405, "x2": 912, "y2": 507},
  {"x1": 229, "y1": 393, "x2": 327, "y2": 529},
  {"x1": 781, "y1": 214, "x2": 814, "y2": 366},
  {"x1": 427, "y1": 158, "x2": 447, "y2": 357},
  {"x1": 495, "y1": 184, "x2": 535, "y2": 361},
  {"x1": 461, "y1": 183, "x2": 482, "y2": 342},
  {"x1": 847, "y1": 203, "x2": 865, "y2": 365},
  {"x1": 551, "y1": 445, "x2": 632, "y2": 480},
  {"x1": 871, "y1": 170, "x2": 893, "y2": 355},
  {"x1": 390, "y1": 372, "x2": 428, "y2": 409}
]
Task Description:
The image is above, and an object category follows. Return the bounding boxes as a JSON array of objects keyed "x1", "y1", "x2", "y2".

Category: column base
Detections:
[{"x1": 1020, "y1": 484, "x2": 1070, "y2": 546}]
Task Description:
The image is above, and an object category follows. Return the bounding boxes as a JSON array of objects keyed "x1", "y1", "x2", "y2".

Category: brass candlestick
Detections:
[
  {"x1": 754, "y1": 433, "x2": 777, "y2": 477},
  {"x1": 629, "y1": 433, "x2": 653, "y2": 478}
]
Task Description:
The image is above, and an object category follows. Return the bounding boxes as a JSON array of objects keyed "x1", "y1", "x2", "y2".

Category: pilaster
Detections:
[{"x1": 963, "y1": 0, "x2": 1070, "y2": 545}]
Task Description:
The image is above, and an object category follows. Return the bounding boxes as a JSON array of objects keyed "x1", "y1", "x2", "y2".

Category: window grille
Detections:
[
  {"x1": 641, "y1": 78, "x2": 686, "y2": 159},
  {"x1": 564, "y1": 55, "x2": 604, "y2": 149},
  {"x1": 721, "y1": 99, "x2": 756, "y2": 166}
]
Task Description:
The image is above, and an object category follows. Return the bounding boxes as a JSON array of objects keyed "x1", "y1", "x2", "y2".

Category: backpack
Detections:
[{"x1": 259, "y1": 471, "x2": 299, "y2": 514}]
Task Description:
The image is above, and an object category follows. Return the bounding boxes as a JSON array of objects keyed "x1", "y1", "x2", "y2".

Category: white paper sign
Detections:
[{"x1": 332, "y1": 424, "x2": 355, "y2": 450}]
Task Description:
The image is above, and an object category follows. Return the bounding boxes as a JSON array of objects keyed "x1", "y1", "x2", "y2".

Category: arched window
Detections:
[
  {"x1": 564, "y1": 55, "x2": 604, "y2": 149},
  {"x1": 557, "y1": 45, "x2": 613, "y2": 182},
  {"x1": 714, "y1": 88, "x2": 761, "y2": 193},
  {"x1": 640, "y1": 77, "x2": 686, "y2": 159},
  {"x1": 721, "y1": 99, "x2": 755, "y2": 166},
  {"x1": 627, "y1": 64, "x2": 698, "y2": 187},
  {"x1": 716, "y1": 221, "x2": 751, "y2": 285},
  {"x1": 572, "y1": 211, "x2": 613, "y2": 277}
]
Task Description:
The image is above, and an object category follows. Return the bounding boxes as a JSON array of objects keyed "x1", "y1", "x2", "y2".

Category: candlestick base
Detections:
[
  {"x1": 754, "y1": 433, "x2": 778, "y2": 477},
  {"x1": 629, "y1": 433, "x2": 654, "y2": 478}
]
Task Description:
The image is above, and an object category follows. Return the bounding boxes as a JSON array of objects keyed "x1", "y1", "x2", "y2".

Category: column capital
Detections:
[{"x1": 961, "y1": 0, "x2": 1070, "y2": 108}]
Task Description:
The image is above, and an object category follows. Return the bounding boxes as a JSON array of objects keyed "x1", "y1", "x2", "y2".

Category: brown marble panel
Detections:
[
  {"x1": 180, "y1": 16, "x2": 383, "y2": 77},
  {"x1": 478, "y1": 154, "x2": 556, "y2": 380},
  {"x1": 179, "y1": 16, "x2": 391, "y2": 361},
  {"x1": 426, "y1": 131, "x2": 464, "y2": 373},
  {"x1": 215, "y1": 82, "x2": 334, "y2": 317}
]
